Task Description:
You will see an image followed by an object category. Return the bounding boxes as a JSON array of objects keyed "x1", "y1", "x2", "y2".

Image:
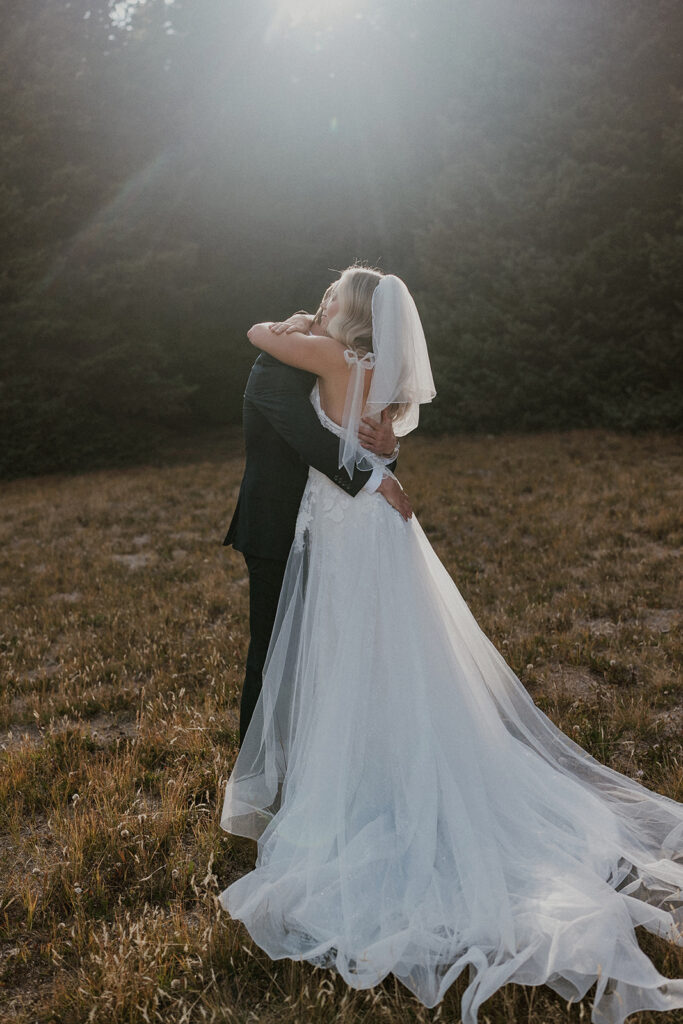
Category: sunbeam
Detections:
[{"x1": 273, "y1": 0, "x2": 368, "y2": 28}]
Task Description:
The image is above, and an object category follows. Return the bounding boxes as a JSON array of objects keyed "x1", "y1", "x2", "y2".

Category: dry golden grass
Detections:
[{"x1": 0, "y1": 427, "x2": 681, "y2": 1023}]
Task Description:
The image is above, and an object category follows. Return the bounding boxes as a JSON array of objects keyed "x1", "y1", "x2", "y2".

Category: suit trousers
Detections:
[{"x1": 240, "y1": 553, "x2": 288, "y2": 745}]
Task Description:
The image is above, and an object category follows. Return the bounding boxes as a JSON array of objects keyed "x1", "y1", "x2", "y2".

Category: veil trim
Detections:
[{"x1": 338, "y1": 275, "x2": 436, "y2": 479}]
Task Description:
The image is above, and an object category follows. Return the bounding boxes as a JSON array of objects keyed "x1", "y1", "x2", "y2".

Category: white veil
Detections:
[{"x1": 338, "y1": 274, "x2": 436, "y2": 479}]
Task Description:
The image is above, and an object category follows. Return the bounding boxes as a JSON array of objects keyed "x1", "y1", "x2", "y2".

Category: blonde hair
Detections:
[
  {"x1": 314, "y1": 262, "x2": 404, "y2": 420},
  {"x1": 314, "y1": 263, "x2": 385, "y2": 354}
]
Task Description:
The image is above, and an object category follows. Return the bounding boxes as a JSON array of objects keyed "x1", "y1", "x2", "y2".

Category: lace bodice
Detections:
[
  {"x1": 310, "y1": 379, "x2": 388, "y2": 471},
  {"x1": 291, "y1": 381, "x2": 388, "y2": 553}
]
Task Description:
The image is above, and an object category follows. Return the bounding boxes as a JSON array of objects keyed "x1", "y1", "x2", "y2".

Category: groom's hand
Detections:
[
  {"x1": 377, "y1": 475, "x2": 413, "y2": 520},
  {"x1": 359, "y1": 409, "x2": 397, "y2": 457},
  {"x1": 269, "y1": 313, "x2": 314, "y2": 335}
]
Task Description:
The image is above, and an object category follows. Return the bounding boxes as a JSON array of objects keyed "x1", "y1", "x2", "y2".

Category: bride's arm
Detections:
[
  {"x1": 247, "y1": 323, "x2": 345, "y2": 376},
  {"x1": 248, "y1": 322, "x2": 399, "y2": 458},
  {"x1": 247, "y1": 324, "x2": 413, "y2": 519}
]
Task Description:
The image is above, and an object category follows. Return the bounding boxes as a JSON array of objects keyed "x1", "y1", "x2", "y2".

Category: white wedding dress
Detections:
[{"x1": 219, "y1": 381, "x2": 683, "y2": 1023}]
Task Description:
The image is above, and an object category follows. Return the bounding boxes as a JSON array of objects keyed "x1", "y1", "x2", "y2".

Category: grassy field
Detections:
[{"x1": 1, "y1": 427, "x2": 681, "y2": 1023}]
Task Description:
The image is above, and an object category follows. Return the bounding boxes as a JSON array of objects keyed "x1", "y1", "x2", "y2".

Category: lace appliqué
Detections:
[
  {"x1": 320, "y1": 487, "x2": 348, "y2": 524},
  {"x1": 293, "y1": 480, "x2": 314, "y2": 553}
]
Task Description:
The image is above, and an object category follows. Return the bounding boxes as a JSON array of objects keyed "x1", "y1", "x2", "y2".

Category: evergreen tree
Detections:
[{"x1": 0, "y1": 0, "x2": 680, "y2": 478}]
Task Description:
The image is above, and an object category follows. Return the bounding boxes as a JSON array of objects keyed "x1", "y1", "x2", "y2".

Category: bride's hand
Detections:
[
  {"x1": 377, "y1": 475, "x2": 413, "y2": 521},
  {"x1": 269, "y1": 313, "x2": 313, "y2": 335}
]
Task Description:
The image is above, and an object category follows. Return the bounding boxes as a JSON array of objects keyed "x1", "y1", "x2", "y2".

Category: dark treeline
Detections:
[{"x1": 1, "y1": 0, "x2": 681, "y2": 478}]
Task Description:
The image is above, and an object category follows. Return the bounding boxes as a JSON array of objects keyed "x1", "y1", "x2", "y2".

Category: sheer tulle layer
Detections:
[{"x1": 219, "y1": 468, "x2": 683, "y2": 1023}]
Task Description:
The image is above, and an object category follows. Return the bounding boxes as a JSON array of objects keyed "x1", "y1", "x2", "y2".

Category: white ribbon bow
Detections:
[{"x1": 339, "y1": 348, "x2": 377, "y2": 479}]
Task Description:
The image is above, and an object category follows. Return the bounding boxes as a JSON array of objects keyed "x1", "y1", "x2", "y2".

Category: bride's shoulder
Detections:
[{"x1": 310, "y1": 336, "x2": 355, "y2": 376}]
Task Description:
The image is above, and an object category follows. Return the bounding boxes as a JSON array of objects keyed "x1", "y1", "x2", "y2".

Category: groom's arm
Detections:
[{"x1": 247, "y1": 358, "x2": 389, "y2": 496}]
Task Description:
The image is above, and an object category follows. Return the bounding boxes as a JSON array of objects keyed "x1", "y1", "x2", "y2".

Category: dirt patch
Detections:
[
  {"x1": 541, "y1": 663, "x2": 603, "y2": 700},
  {"x1": 111, "y1": 552, "x2": 156, "y2": 570},
  {"x1": 47, "y1": 591, "x2": 82, "y2": 604},
  {"x1": 639, "y1": 608, "x2": 679, "y2": 634},
  {"x1": 651, "y1": 706, "x2": 683, "y2": 740},
  {"x1": 86, "y1": 713, "x2": 138, "y2": 743},
  {"x1": 1, "y1": 714, "x2": 138, "y2": 753},
  {"x1": 574, "y1": 617, "x2": 623, "y2": 637}
]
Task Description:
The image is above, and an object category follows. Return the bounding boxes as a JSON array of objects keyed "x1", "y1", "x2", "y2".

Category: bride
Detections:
[{"x1": 219, "y1": 266, "x2": 683, "y2": 1023}]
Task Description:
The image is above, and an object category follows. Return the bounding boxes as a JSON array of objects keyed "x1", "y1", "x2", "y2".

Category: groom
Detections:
[{"x1": 224, "y1": 309, "x2": 410, "y2": 745}]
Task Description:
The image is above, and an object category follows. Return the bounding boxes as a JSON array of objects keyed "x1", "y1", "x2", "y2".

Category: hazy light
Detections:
[
  {"x1": 110, "y1": 0, "x2": 175, "y2": 29},
  {"x1": 274, "y1": 0, "x2": 366, "y2": 28},
  {"x1": 109, "y1": 0, "x2": 147, "y2": 29}
]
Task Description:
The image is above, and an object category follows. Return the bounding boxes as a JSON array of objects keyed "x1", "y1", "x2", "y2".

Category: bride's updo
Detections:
[{"x1": 316, "y1": 265, "x2": 384, "y2": 354}]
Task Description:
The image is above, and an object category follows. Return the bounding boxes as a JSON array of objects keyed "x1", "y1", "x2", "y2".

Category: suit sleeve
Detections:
[{"x1": 247, "y1": 366, "x2": 374, "y2": 498}]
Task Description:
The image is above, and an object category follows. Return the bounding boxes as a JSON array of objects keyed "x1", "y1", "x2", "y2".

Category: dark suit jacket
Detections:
[{"x1": 224, "y1": 352, "x2": 396, "y2": 561}]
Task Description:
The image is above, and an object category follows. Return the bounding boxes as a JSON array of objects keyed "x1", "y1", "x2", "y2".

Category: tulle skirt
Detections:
[{"x1": 219, "y1": 467, "x2": 683, "y2": 1023}]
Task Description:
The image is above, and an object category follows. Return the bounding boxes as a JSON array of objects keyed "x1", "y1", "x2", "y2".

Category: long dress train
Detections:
[{"x1": 219, "y1": 382, "x2": 683, "y2": 1024}]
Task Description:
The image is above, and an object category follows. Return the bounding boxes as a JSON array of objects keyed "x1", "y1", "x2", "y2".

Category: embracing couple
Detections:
[
  {"x1": 219, "y1": 265, "x2": 683, "y2": 1023},
  {"x1": 223, "y1": 267, "x2": 412, "y2": 748}
]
